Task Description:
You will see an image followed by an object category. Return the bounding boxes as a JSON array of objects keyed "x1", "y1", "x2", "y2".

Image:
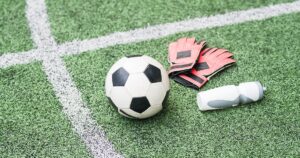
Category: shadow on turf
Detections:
[{"x1": 105, "y1": 92, "x2": 171, "y2": 123}]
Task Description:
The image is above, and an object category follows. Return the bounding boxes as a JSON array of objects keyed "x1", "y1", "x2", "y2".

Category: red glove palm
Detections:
[
  {"x1": 168, "y1": 37, "x2": 206, "y2": 77},
  {"x1": 173, "y1": 48, "x2": 236, "y2": 89}
]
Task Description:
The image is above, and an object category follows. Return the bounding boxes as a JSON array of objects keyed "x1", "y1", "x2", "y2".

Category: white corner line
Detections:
[
  {"x1": 1, "y1": 0, "x2": 300, "y2": 69},
  {"x1": 58, "y1": 0, "x2": 300, "y2": 55},
  {"x1": 0, "y1": 49, "x2": 40, "y2": 68},
  {"x1": 24, "y1": 0, "x2": 123, "y2": 157},
  {"x1": 26, "y1": 0, "x2": 57, "y2": 49},
  {"x1": 42, "y1": 57, "x2": 123, "y2": 158}
]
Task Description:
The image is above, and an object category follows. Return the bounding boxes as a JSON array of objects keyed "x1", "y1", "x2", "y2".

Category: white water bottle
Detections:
[{"x1": 197, "y1": 81, "x2": 266, "y2": 111}]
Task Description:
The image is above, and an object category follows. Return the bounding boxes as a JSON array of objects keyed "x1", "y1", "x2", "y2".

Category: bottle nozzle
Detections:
[{"x1": 263, "y1": 87, "x2": 267, "y2": 91}]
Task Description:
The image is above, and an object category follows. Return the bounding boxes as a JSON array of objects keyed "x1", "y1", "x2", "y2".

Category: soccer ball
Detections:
[{"x1": 105, "y1": 55, "x2": 170, "y2": 119}]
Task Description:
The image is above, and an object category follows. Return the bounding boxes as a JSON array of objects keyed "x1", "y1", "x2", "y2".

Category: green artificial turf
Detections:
[
  {"x1": 46, "y1": 0, "x2": 293, "y2": 43},
  {"x1": 0, "y1": 0, "x2": 33, "y2": 54},
  {"x1": 1, "y1": 0, "x2": 299, "y2": 157},
  {"x1": 0, "y1": 63, "x2": 90, "y2": 157},
  {"x1": 65, "y1": 13, "x2": 300, "y2": 157}
]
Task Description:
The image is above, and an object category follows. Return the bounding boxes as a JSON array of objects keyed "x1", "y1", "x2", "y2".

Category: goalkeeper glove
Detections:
[
  {"x1": 172, "y1": 47, "x2": 236, "y2": 89},
  {"x1": 168, "y1": 37, "x2": 206, "y2": 77}
]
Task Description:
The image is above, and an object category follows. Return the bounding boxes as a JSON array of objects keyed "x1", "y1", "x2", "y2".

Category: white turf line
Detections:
[
  {"x1": 26, "y1": 0, "x2": 57, "y2": 49},
  {"x1": 1, "y1": 0, "x2": 300, "y2": 69},
  {"x1": 25, "y1": 0, "x2": 123, "y2": 158},
  {"x1": 42, "y1": 58, "x2": 122, "y2": 158}
]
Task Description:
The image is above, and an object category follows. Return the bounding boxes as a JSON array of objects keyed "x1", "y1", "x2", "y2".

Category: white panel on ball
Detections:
[
  {"x1": 146, "y1": 83, "x2": 166, "y2": 106},
  {"x1": 140, "y1": 106, "x2": 163, "y2": 119},
  {"x1": 105, "y1": 74, "x2": 113, "y2": 97},
  {"x1": 125, "y1": 73, "x2": 150, "y2": 97},
  {"x1": 161, "y1": 68, "x2": 170, "y2": 91},
  {"x1": 123, "y1": 57, "x2": 149, "y2": 73},
  {"x1": 120, "y1": 108, "x2": 141, "y2": 118},
  {"x1": 110, "y1": 87, "x2": 132, "y2": 109},
  {"x1": 142, "y1": 55, "x2": 164, "y2": 69}
]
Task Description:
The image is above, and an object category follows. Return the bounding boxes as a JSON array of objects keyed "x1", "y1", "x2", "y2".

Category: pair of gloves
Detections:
[{"x1": 168, "y1": 37, "x2": 236, "y2": 89}]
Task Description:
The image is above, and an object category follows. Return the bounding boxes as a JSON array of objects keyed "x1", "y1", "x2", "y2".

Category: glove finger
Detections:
[
  {"x1": 206, "y1": 49, "x2": 233, "y2": 65},
  {"x1": 197, "y1": 40, "x2": 206, "y2": 50},
  {"x1": 212, "y1": 58, "x2": 236, "y2": 74},
  {"x1": 219, "y1": 58, "x2": 236, "y2": 66},
  {"x1": 214, "y1": 52, "x2": 233, "y2": 65},
  {"x1": 177, "y1": 37, "x2": 188, "y2": 50},
  {"x1": 201, "y1": 48, "x2": 218, "y2": 56},
  {"x1": 216, "y1": 52, "x2": 234, "y2": 60},
  {"x1": 168, "y1": 42, "x2": 177, "y2": 53},
  {"x1": 194, "y1": 40, "x2": 206, "y2": 54},
  {"x1": 210, "y1": 48, "x2": 228, "y2": 58},
  {"x1": 206, "y1": 60, "x2": 236, "y2": 79},
  {"x1": 168, "y1": 42, "x2": 178, "y2": 62},
  {"x1": 197, "y1": 48, "x2": 213, "y2": 63},
  {"x1": 183, "y1": 37, "x2": 196, "y2": 51},
  {"x1": 186, "y1": 37, "x2": 196, "y2": 46}
]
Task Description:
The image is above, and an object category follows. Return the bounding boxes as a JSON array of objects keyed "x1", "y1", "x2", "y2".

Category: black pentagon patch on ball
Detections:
[
  {"x1": 144, "y1": 64, "x2": 162, "y2": 83},
  {"x1": 112, "y1": 67, "x2": 129, "y2": 86},
  {"x1": 130, "y1": 97, "x2": 151, "y2": 113}
]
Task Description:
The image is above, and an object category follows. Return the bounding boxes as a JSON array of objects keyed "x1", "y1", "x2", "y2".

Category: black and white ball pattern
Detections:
[{"x1": 105, "y1": 55, "x2": 170, "y2": 119}]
